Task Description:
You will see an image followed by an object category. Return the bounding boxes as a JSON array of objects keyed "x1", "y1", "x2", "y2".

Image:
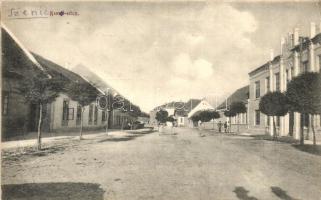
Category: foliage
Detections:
[
  {"x1": 286, "y1": 72, "x2": 321, "y2": 145},
  {"x1": 156, "y1": 110, "x2": 168, "y2": 124},
  {"x1": 191, "y1": 110, "x2": 220, "y2": 123},
  {"x1": 18, "y1": 70, "x2": 63, "y2": 150},
  {"x1": 286, "y1": 72, "x2": 321, "y2": 114},
  {"x1": 230, "y1": 101, "x2": 247, "y2": 115},
  {"x1": 66, "y1": 81, "x2": 99, "y2": 107},
  {"x1": 166, "y1": 116, "x2": 175, "y2": 122},
  {"x1": 224, "y1": 110, "x2": 236, "y2": 117},
  {"x1": 19, "y1": 72, "x2": 63, "y2": 104},
  {"x1": 259, "y1": 91, "x2": 289, "y2": 117},
  {"x1": 259, "y1": 91, "x2": 289, "y2": 140}
]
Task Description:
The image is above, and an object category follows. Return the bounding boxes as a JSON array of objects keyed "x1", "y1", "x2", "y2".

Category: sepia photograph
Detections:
[{"x1": 1, "y1": 0, "x2": 321, "y2": 199}]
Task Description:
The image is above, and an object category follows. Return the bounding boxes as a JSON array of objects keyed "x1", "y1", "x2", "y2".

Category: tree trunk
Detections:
[
  {"x1": 306, "y1": 114, "x2": 310, "y2": 140},
  {"x1": 237, "y1": 114, "x2": 240, "y2": 133},
  {"x1": 79, "y1": 107, "x2": 84, "y2": 140},
  {"x1": 37, "y1": 103, "x2": 43, "y2": 150},
  {"x1": 273, "y1": 116, "x2": 277, "y2": 140},
  {"x1": 311, "y1": 115, "x2": 316, "y2": 146},
  {"x1": 300, "y1": 114, "x2": 305, "y2": 145},
  {"x1": 105, "y1": 111, "x2": 109, "y2": 135}
]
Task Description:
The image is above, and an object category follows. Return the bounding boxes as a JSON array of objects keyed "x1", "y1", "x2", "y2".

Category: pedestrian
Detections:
[
  {"x1": 218, "y1": 121, "x2": 222, "y2": 133},
  {"x1": 224, "y1": 121, "x2": 228, "y2": 133}
]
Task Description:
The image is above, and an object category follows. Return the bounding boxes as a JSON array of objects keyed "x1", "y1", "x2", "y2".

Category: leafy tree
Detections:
[
  {"x1": 190, "y1": 113, "x2": 201, "y2": 127},
  {"x1": 286, "y1": 72, "x2": 321, "y2": 145},
  {"x1": 166, "y1": 116, "x2": 175, "y2": 122},
  {"x1": 230, "y1": 101, "x2": 247, "y2": 132},
  {"x1": 19, "y1": 71, "x2": 62, "y2": 150},
  {"x1": 259, "y1": 91, "x2": 289, "y2": 140},
  {"x1": 156, "y1": 110, "x2": 168, "y2": 125},
  {"x1": 67, "y1": 81, "x2": 99, "y2": 139}
]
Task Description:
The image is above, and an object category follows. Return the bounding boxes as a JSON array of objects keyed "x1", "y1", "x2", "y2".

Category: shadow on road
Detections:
[
  {"x1": 271, "y1": 186, "x2": 300, "y2": 200},
  {"x1": 1, "y1": 182, "x2": 105, "y2": 200},
  {"x1": 98, "y1": 134, "x2": 143, "y2": 143},
  {"x1": 291, "y1": 144, "x2": 321, "y2": 156},
  {"x1": 233, "y1": 187, "x2": 258, "y2": 200}
]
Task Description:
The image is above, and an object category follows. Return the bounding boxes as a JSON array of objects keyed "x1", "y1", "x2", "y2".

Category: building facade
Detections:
[
  {"x1": 2, "y1": 26, "x2": 138, "y2": 140},
  {"x1": 248, "y1": 22, "x2": 321, "y2": 138}
]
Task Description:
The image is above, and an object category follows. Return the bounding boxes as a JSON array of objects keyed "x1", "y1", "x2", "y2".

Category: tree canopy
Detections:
[
  {"x1": 286, "y1": 72, "x2": 321, "y2": 115},
  {"x1": 191, "y1": 110, "x2": 220, "y2": 123},
  {"x1": 230, "y1": 101, "x2": 247, "y2": 115},
  {"x1": 259, "y1": 91, "x2": 289, "y2": 117},
  {"x1": 156, "y1": 110, "x2": 169, "y2": 124},
  {"x1": 66, "y1": 81, "x2": 99, "y2": 107}
]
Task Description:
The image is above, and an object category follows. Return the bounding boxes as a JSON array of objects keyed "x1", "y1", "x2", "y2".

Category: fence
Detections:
[{"x1": 199, "y1": 122, "x2": 249, "y2": 133}]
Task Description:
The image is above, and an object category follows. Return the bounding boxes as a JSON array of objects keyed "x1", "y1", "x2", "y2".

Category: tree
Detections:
[
  {"x1": 230, "y1": 101, "x2": 247, "y2": 133},
  {"x1": 286, "y1": 72, "x2": 321, "y2": 145},
  {"x1": 166, "y1": 116, "x2": 175, "y2": 122},
  {"x1": 224, "y1": 110, "x2": 236, "y2": 132},
  {"x1": 67, "y1": 81, "x2": 99, "y2": 140},
  {"x1": 190, "y1": 113, "x2": 201, "y2": 127},
  {"x1": 259, "y1": 91, "x2": 289, "y2": 140},
  {"x1": 191, "y1": 110, "x2": 220, "y2": 128},
  {"x1": 156, "y1": 110, "x2": 168, "y2": 125},
  {"x1": 19, "y1": 71, "x2": 62, "y2": 150}
]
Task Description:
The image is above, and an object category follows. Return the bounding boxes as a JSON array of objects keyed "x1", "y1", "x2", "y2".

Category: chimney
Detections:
[
  {"x1": 270, "y1": 49, "x2": 274, "y2": 61},
  {"x1": 310, "y1": 22, "x2": 316, "y2": 38},
  {"x1": 280, "y1": 37, "x2": 285, "y2": 55},
  {"x1": 293, "y1": 28, "x2": 299, "y2": 45}
]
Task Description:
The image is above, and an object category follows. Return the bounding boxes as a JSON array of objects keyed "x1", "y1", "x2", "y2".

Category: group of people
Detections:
[{"x1": 217, "y1": 121, "x2": 230, "y2": 133}]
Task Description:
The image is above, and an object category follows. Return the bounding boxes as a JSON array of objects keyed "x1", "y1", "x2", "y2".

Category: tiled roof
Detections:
[{"x1": 216, "y1": 85, "x2": 249, "y2": 110}]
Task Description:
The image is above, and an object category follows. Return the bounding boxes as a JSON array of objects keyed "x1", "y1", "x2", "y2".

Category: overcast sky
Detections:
[{"x1": 3, "y1": 1, "x2": 321, "y2": 112}]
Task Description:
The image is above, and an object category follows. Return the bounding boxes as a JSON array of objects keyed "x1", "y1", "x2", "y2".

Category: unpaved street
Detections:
[{"x1": 2, "y1": 128, "x2": 321, "y2": 200}]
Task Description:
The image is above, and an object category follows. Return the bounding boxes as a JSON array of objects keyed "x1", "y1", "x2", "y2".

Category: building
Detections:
[
  {"x1": 1, "y1": 25, "x2": 139, "y2": 140},
  {"x1": 215, "y1": 85, "x2": 249, "y2": 132},
  {"x1": 248, "y1": 22, "x2": 321, "y2": 138}
]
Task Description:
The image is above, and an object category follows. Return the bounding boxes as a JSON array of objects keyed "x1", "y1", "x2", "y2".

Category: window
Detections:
[
  {"x1": 318, "y1": 55, "x2": 321, "y2": 70},
  {"x1": 62, "y1": 99, "x2": 69, "y2": 120},
  {"x1": 275, "y1": 73, "x2": 280, "y2": 91},
  {"x1": 255, "y1": 81, "x2": 260, "y2": 98},
  {"x1": 62, "y1": 99, "x2": 69, "y2": 126},
  {"x1": 265, "y1": 77, "x2": 270, "y2": 93},
  {"x1": 286, "y1": 69, "x2": 289, "y2": 84},
  {"x1": 255, "y1": 110, "x2": 260, "y2": 125},
  {"x1": 102, "y1": 110, "x2": 106, "y2": 122},
  {"x1": 301, "y1": 61, "x2": 308, "y2": 73},
  {"x1": 88, "y1": 104, "x2": 93, "y2": 124},
  {"x1": 291, "y1": 67, "x2": 294, "y2": 79},
  {"x1": 94, "y1": 106, "x2": 98, "y2": 125},
  {"x1": 76, "y1": 105, "x2": 82, "y2": 125},
  {"x1": 68, "y1": 108, "x2": 74, "y2": 120},
  {"x1": 2, "y1": 92, "x2": 9, "y2": 115}
]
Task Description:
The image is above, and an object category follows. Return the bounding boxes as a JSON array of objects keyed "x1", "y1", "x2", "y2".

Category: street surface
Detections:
[{"x1": 2, "y1": 128, "x2": 321, "y2": 200}]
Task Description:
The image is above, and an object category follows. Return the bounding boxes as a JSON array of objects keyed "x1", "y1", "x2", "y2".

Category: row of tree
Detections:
[
  {"x1": 20, "y1": 69, "x2": 144, "y2": 150},
  {"x1": 259, "y1": 72, "x2": 321, "y2": 146}
]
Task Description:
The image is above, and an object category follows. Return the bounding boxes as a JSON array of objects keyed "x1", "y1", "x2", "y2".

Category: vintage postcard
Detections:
[{"x1": 1, "y1": 1, "x2": 321, "y2": 200}]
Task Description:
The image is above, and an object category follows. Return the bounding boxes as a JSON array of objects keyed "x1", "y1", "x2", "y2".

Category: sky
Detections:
[{"x1": 2, "y1": 1, "x2": 321, "y2": 112}]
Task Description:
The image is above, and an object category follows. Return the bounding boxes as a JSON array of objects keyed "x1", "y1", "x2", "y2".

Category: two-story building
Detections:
[{"x1": 248, "y1": 22, "x2": 321, "y2": 139}]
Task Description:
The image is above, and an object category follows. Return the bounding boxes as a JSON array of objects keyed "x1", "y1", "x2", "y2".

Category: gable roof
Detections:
[
  {"x1": 216, "y1": 85, "x2": 249, "y2": 110},
  {"x1": 188, "y1": 99, "x2": 214, "y2": 118},
  {"x1": 2, "y1": 24, "x2": 49, "y2": 77}
]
